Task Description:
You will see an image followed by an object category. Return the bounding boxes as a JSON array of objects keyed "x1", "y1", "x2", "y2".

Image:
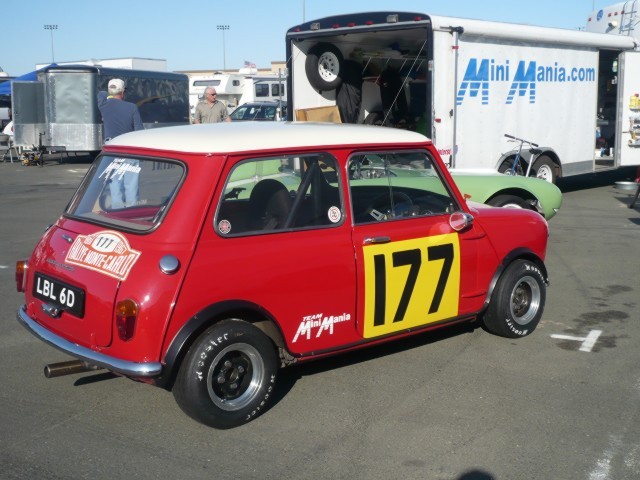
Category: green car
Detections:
[
  {"x1": 348, "y1": 154, "x2": 562, "y2": 219},
  {"x1": 449, "y1": 170, "x2": 562, "y2": 220},
  {"x1": 223, "y1": 153, "x2": 563, "y2": 221}
]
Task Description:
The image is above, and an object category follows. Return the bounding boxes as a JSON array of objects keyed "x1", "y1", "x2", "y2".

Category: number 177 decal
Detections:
[{"x1": 362, "y1": 234, "x2": 460, "y2": 338}]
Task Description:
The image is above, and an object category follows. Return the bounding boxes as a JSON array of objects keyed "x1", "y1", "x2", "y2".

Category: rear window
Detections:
[{"x1": 66, "y1": 155, "x2": 185, "y2": 232}]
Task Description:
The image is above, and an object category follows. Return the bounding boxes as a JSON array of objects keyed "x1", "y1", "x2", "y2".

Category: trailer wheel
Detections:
[
  {"x1": 532, "y1": 155, "x2": 557, "y2": 183},
  {"x1": 305, "y1": 43, "x2": 344, "y2": 91}
]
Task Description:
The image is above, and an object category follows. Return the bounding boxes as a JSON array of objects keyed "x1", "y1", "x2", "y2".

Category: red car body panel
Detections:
[{"x1": 17, "y1": 122, "x2": 548, "y2": 382}]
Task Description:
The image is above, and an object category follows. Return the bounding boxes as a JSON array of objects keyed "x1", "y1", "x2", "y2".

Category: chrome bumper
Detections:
[{"x1": 17, "y1": 305, "x2": 162, "y2": 377}]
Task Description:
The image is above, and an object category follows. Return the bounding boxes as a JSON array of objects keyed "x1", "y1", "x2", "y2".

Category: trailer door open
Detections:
[
  {"x1": 618, "y1": 51, "x2": 640, "y2": 166},
  {"x1": 12, "y1": 81, "x2": 45, "y2": 148}
]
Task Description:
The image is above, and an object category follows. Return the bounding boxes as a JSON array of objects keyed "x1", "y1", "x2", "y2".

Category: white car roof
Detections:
[{"x1": 105, "y1": 122, "x2": 430, "y2": 154}]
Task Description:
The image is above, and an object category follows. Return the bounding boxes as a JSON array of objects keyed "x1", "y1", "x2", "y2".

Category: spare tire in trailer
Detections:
[{"x1": 305, "y1": 43, "x2": 344, "y2": 91}]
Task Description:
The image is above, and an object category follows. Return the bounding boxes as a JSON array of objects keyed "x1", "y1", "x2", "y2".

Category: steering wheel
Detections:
[
  {"x1": 366, "y1": 192, "x2": 414, "y2": 221},
  {"x1": 356, "y1": 166, "x2": 392, "y2": 179}
]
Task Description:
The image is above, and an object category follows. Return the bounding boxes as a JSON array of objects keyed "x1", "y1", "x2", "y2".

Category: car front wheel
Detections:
[
  {"x1": 173, "y1": 319, "x2": 278, "y2": 429},
  {"x1": 482, "y1": 259, "x2": 546, "y2": 338}
]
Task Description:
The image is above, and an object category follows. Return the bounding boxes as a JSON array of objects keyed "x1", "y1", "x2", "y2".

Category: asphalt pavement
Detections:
[{"x1": 1, "y1": 158, "x2": 640, "y2": 480}]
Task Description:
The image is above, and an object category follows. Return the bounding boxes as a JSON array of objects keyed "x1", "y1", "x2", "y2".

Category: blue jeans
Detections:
[{"x1": 109, "y1": 161, "x2": 140, "y2": 208}]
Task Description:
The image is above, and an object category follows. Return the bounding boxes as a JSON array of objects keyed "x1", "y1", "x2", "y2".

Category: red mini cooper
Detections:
[{"x1": 16, "y1": 122, "x2": 549, "y2": 429}]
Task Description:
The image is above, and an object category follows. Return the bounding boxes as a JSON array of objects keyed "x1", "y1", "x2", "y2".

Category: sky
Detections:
[{"x1": 0, "y1": 0, "x2": 621, "y2": 76}]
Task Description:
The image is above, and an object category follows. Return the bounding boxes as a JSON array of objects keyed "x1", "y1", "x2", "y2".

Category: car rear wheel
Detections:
[
  {"x1": 483, "y1": 259, "x2": 546, "y2": 338},
  {"x1": 173, "y1": 319, "x2": 278, "y2": 429}
]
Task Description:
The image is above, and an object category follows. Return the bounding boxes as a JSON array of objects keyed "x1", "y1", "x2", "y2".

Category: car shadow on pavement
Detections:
[
  {"x1": 73, "y1": 371, "x2": 119, "y2": 386},
  {"x1": 456, "y1": 471, "x2": 495, "y2": 480},
  {"x1": 61, "y1": 322, "x2": 480, "y2": 415},
  {"x1": 274, "y1": 321, "x2": 481, "y2": 403}
]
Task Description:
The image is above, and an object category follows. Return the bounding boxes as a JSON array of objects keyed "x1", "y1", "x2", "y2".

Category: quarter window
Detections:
[{"x1": 216, "y1": 154, "x2": 342, "y2": 235}]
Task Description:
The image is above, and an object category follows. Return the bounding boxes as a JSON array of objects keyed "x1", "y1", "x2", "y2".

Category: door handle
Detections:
[{"x1": 363, "y1": 236, "x2": 391, "y2": 245}]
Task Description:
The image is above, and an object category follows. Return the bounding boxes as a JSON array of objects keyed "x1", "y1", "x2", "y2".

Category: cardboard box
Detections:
[{"x1": 295, "y1": 106, "x2": 342, "y2": 123}]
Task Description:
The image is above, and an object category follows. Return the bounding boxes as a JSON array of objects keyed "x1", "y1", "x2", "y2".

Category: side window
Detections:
[
  {"x1": 255, "y1": 84, "x2": 269, "y2": 97},
  {"x1": 215, "y1": 154, "x2": 343, "y2": 236},
  {"x1": 348, "y1": 151, "x2": 457, "y2": 224},
  {"x1": 263, "y1": 107, "x2": 276, "y2": 120}
]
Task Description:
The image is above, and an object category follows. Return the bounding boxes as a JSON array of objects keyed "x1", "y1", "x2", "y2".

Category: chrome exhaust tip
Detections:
[{"x1": 44, "y1": 360, "x2": 103, "y2": 378}]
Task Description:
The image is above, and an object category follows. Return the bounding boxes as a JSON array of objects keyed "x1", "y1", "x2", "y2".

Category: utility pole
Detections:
[
  {"x1": 44, "y1": 24, "x2": 58, "y2": 63},
  {"x1": 217, "y1": 25, "x2": 230, "y2": 70}
]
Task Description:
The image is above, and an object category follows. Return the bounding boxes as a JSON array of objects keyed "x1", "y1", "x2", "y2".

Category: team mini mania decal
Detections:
[
  {"x1": 292, "y1": 312, "x2": 352, "y2": 342},
  {"x1": 65, "y1": 230, "x2": 141, "y2": 281}
]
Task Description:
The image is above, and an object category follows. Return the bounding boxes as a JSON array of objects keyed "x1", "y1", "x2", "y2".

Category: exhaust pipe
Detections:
[{"x1": 44, "y1": 360, "x2": 103, "y2": 378}]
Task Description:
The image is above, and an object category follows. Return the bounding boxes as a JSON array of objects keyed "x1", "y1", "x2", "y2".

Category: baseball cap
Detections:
[{"x1": 108, "y1": 78, "x2": 125, "y2": 94}]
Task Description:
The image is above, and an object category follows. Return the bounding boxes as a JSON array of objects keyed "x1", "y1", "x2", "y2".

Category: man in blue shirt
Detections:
[
  {"x1": 97, "y1": 78, "x2": 144, "y2": 208},
  {"x1": 97, "y1": 78, "x2": 144, "y2": 141}
]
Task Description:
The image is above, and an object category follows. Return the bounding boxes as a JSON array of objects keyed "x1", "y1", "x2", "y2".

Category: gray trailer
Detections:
[{"x1": 12, "y1": 65, "x2": 189, "y2": 154}]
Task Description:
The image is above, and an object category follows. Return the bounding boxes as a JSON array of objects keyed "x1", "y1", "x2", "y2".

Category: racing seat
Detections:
[{"x1": 248, "y1": 179, "x2": 292, "y2": 230}]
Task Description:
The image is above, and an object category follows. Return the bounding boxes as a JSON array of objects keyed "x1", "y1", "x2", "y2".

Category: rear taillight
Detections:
[
  {"x1": 16, "y1": 260, "x2": 27, "y2": 292},
  {"x1": 115, "y1": 299, "x2": 138, "y2": 341}
]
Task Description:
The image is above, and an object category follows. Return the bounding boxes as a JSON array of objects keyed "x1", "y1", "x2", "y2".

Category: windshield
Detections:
[
  {"x1": 66, "y1": 155, "x2": 185, "y2": 232},
  {"x1": 230, "y1": 103, "x2": 285, "y2": 121}
]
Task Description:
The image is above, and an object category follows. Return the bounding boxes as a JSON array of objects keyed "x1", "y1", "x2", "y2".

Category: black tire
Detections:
[
  {"x1": 305, "y1": 43, "x2": 344, "y2": 91},
  {"x1": 363, "y1": 111, "x2": 384, "y2": 126},
  {"x1": 498, "y1": 157, "x2": 524, "y2": 177},
  {"x1": 173, "y1": 319, "x2": 278, "y2": 429},
  {"x1": 483, "y1": 259, "x2": 546, "y2": 338},
  {"x1": 487, "y1": 194, "x2": 529, "y2": 210},
  {"x1": 532, "y1": 155, "x2": 557, "y2": 183}
]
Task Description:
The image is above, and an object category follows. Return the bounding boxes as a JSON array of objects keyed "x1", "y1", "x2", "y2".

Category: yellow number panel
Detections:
[{"x1": 363, "y1": 233, "x2": 460, "y2": 338}]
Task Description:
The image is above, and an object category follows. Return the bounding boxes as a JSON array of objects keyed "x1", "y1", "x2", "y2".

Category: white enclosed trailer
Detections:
[
  {"x1": 586, "y1": 2, "x2": 639, "y2": 36},
  {"x1": 188, "y1": 71, "x2": 286, "y2": 118},
  {"x1": 286, "y1": 12, "x2": 640, "y2": 182}
]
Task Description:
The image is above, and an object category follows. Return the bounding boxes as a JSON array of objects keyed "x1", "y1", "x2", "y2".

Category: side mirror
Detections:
[{"x1": 449, "y1": 211, "x2": 474, "y2": 231}]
